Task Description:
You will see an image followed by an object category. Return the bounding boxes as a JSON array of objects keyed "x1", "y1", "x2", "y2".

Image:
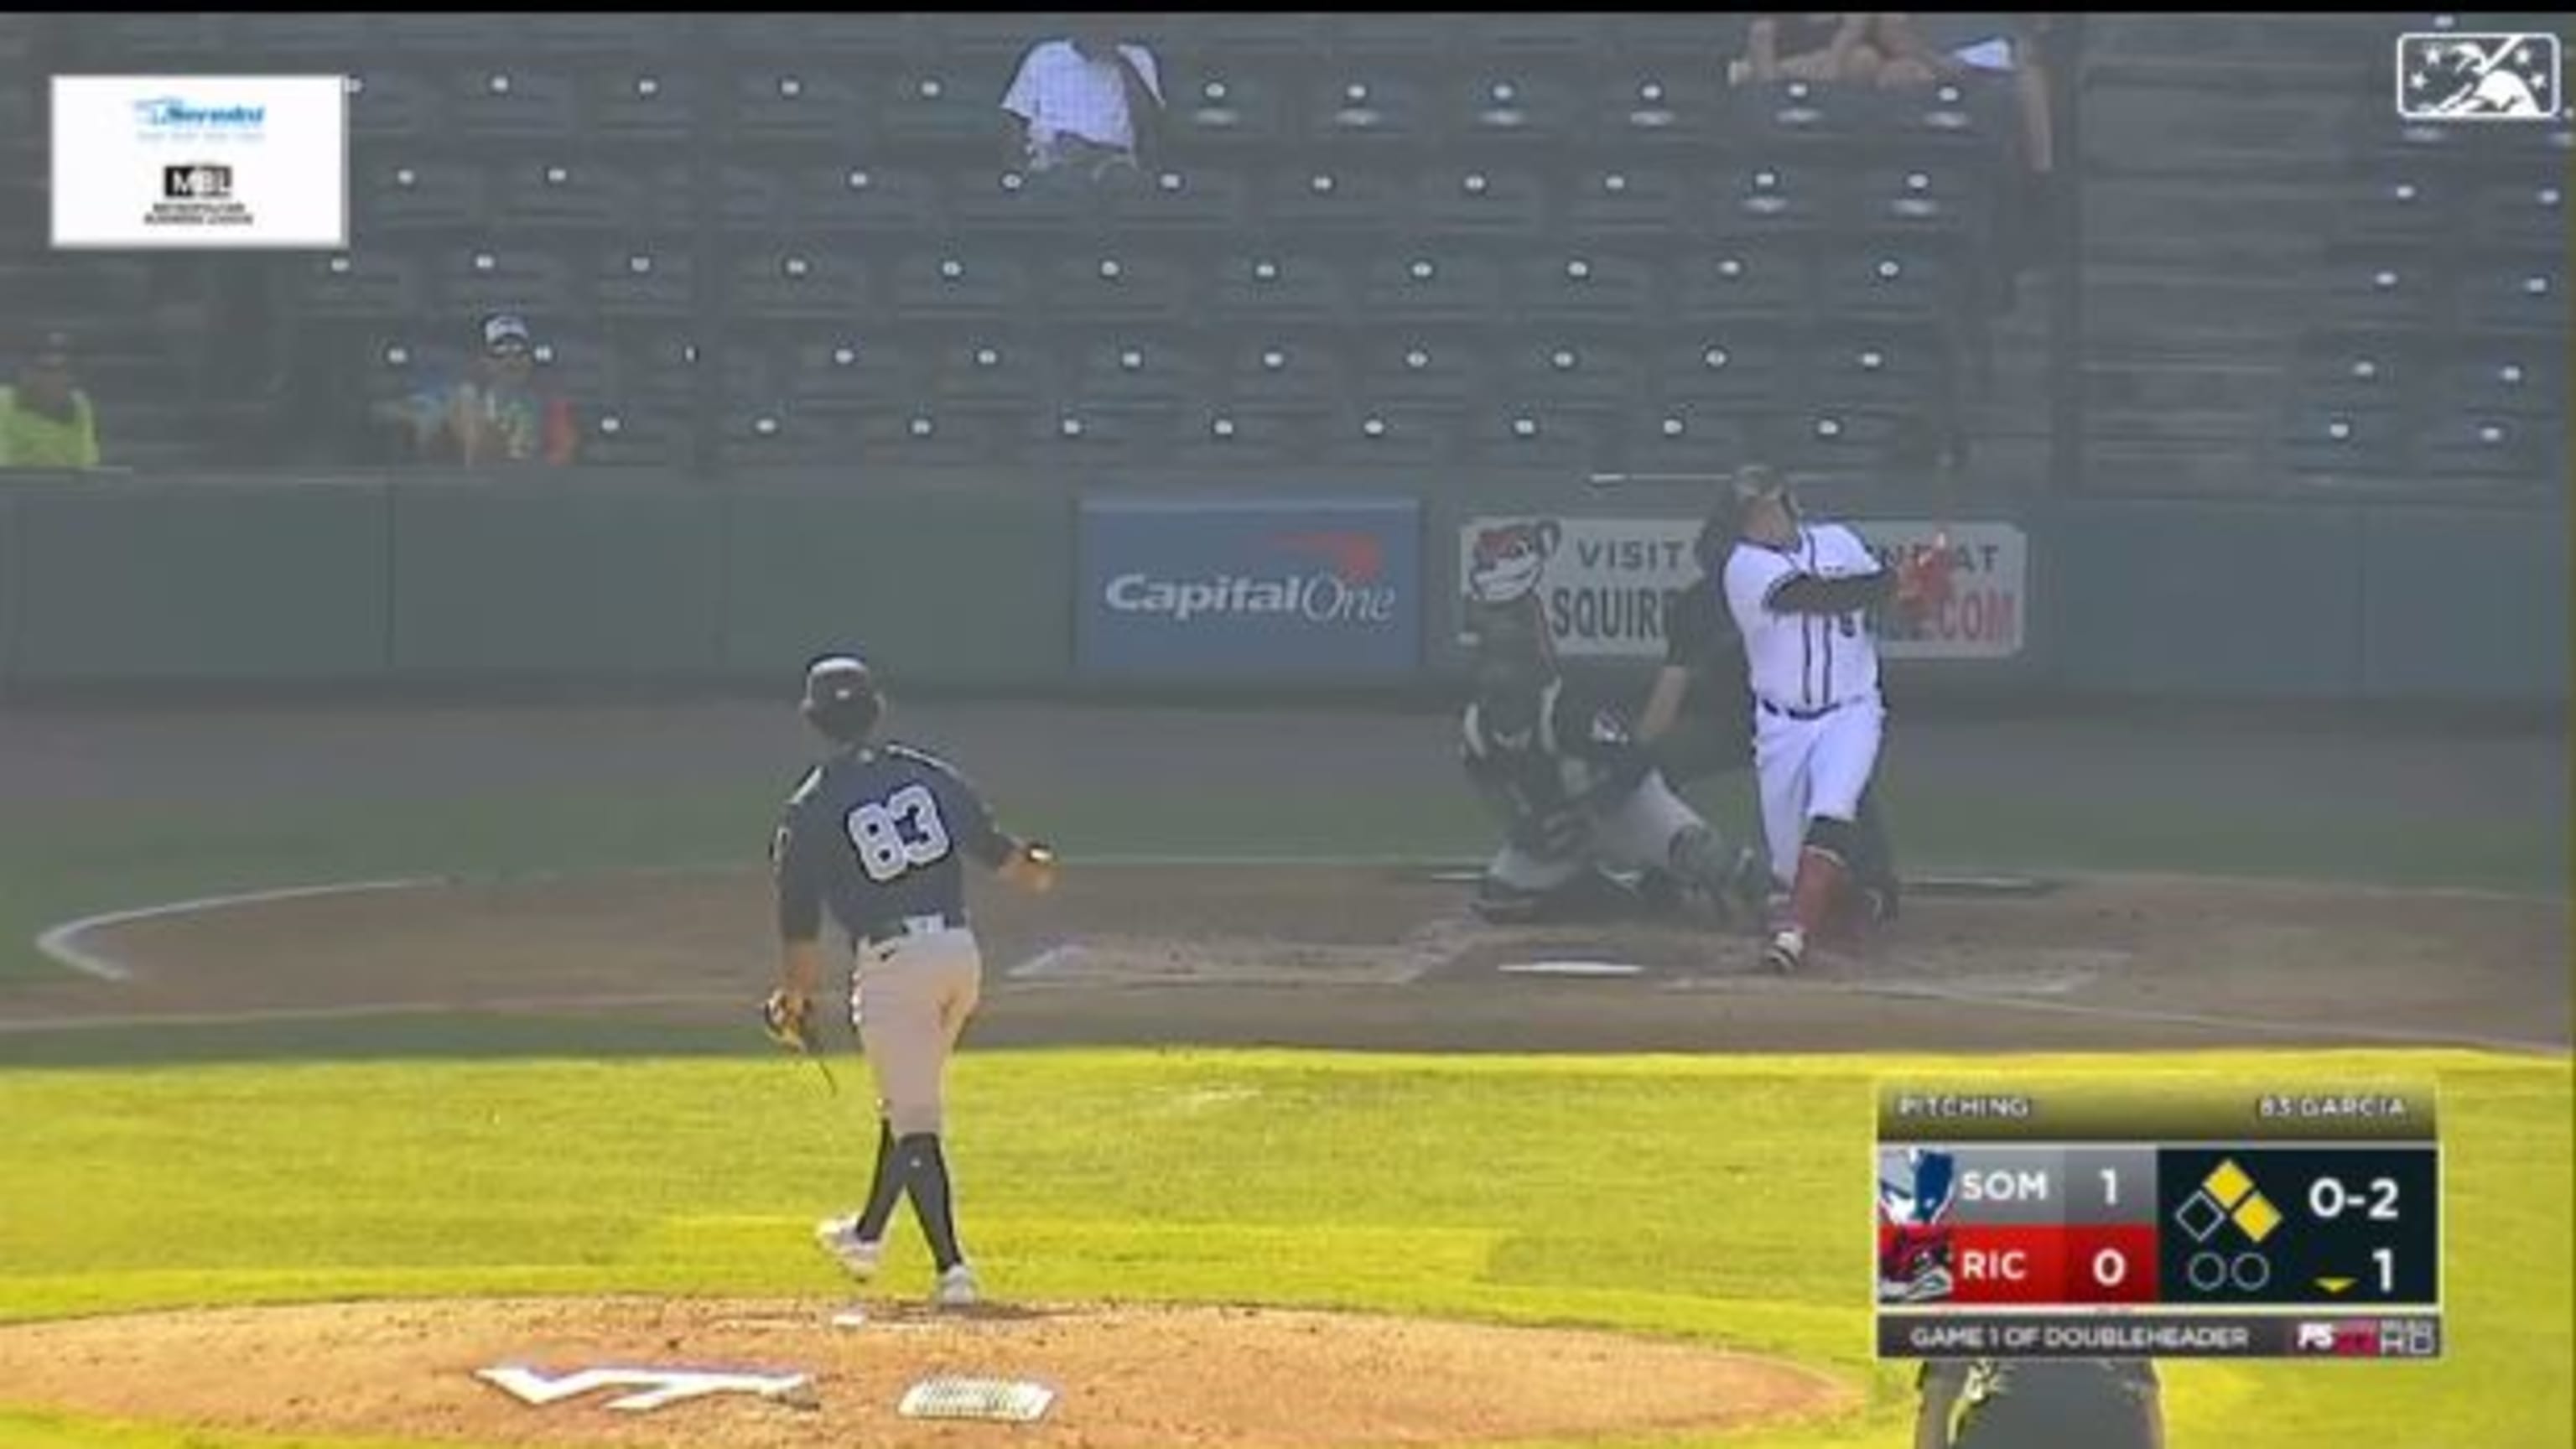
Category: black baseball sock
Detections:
[
  {"x1": 854, "y1": 1117, "x2": 905, "y2": 1241},
  {"x1": 899, "y1": 1132, "x2": 966, "y2": 1271}
]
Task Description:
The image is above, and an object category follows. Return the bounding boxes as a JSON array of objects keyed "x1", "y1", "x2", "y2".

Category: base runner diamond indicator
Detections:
[{"x1": 2176, "y1": 1191, "x2": 2228, "y2": 1243}]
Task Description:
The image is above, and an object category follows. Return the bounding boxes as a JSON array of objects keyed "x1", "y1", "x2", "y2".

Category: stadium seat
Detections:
[
  {"x1": 1099, "y1": 167, "x2": 1255, "y2": 237},
  {"x1": 1777, "y1": 408, "x2": 1904, "y2": 474},
  {"x1": 2289, "y1": 337, "x2": 2418, "y2": 409},
  {"x1": 1219, "y1": 339, "x2": 1345, "y2": 413},
  {"x1": 1673, "y1": 247, "x2": 1808, "y2": 322},
  {"x1": 1265, "y1": 164, "x2": 1415, "y2": 236},
  {"x1": 877, "y1": 71, "x2": 995, "y2": 153},
  {"x1": 1306, "y1": 74, "x2": 1436, "y2": 148},
  {"x1": 948, "y1": 168, "x2": 1098, "y2": 237},
  {"x1": 590, "y1": 71, "x2": 699, "y2": 147},
  {"x1": 232, "y1": 14, "x2": 371, "y2": 65},
  {"x1": 1352, "y1": 336, "x2": 1483, "y2": 409},
  {"x1": 1568, "y1": 165, "x2": 1699, "y2": 238},
  {"x1": 1597, "y1": 75, "x2": 1720, "y2": 152},
  {"x1": 1353, "y1": 251, "x2": 1508, "y2": 329},
  {"x1": 2470, "y1": 178, "x2": 2566, "y2": 250},
  {"x1": 602, "y1": 331, "x2": 704, "y2": 409},
  {"x1": 1729, "y1": 79, "x2": 1896, "y2": 157},
  {"x1": 886, "y1": 251, "x2": 1033, "y2": 325},
  {"x1": 718, "y1": 164, "x2": 792, "y2": 234},
  {"x1": 1806, "y1": 329, "x2": 1954, "y2": 415},
  {"x1": 346, "y1": 70, "x2": 443, "y2": 141},
  {"x1": 2281, "y1": 402, "x2": 2411, "y2": 476},
  {"x1": 724, "y1": 406, "x2": 855, "y2": 468},
  {"x1": 1040, "y1": 404, "x2": 1176, "y2": 467},
  {"x1": 2336, "y1": 174, "x2": 2449, "y2": 247},
  {"x1": 1716, "y1": 159, "x2": 1838, "y2": 240},
  {"x1": 1045, "y1": 251, "x2": 1194, "y2": 326},
  {"x1": 1327, "y1": 403, "x2": 1459, "y2": 468},
  {"x1": 1462, "y1": 407, "x2": 1612, "y2": 473},
  {"x1": 1657, "y1": 325, "x2": 1797, "y2": 413},
  {"x1": 1059, "y1": 336, "x2": 1202, "y2": 412},
  {"x1": 1415, "y1": 165, "x2": 1548, "y2": 238},
  {"x1": 1519, "y1": 253, "x2": 1659, "y2": 334},
  {"x1": 2317, "y1": 251, "x2": 2445, "y2": 331},
  {"x1": 1330, "y1": 14, "x2": 1455, "y2": 73},
  {"x1": 442, "y1": 247, "x2": 584, "y2": 321},
  {"x1": 729, "y1": 248, "x2": 869, "y2": 319},
  {"x1": 1207, "y1": 252, "x2": 1350, "y2": 329},
  {"x1": 2436, "y1": 348, "x2": 2563, "y2": 421},
  {"x1": 763, "y1": 331, "x2": 912, "y2": 415},
  {"x1": 1175, "y1": 72, "x2": 1295, "y2": 153},
  {"x1": 450, "y1": 68, "x2": 579, "y2": 144},
  {"x1": 1817, "y1": 247, "x2": 1964, "y2": 328},
  {"x1": 1450, "y1": 74, "x2": 1584, "y2": 149},
  {"x1": 356, "y1": 161, "x2": 486, "y2": 234},
  {"x1": 1169, "y1": 406, "x2": 1314, "y2": 468},
  {"x1": 730, "y1": 70, "x2": 861, "y2": 148},
  {"x1": 2457, "y1": 254, "x2": 2565, "y2": 335},
  {"x1": 1498, "y1": 340, "x2": 1645, "y2": 411},
  {"x1": 717, "y1": 15, "x2": 921, "y2": 70},
  {"x1": 1856, "y1": 162, "x2": 1991, "y2": 249},
  {"x1": 491, "y1": 159, "x2": 621, "y2": 233},
  {"x1": 1475, "y1": 16, "x2": 1612, "y2": 70},
  {"x1": 1888, "y1": 79, "x2": 2012, "y2": 153},
  {"x1": 595, "y1": 246, "x2": 695, "y2": 319},
  {"x1": 522, "y1": 15, "x2": 687, "y2": 61},
  {"x1": 2416, "y1": 413, "x2": 2552, "y2": 480},
  {"x1": 1620, "y1": 404, "x2": 1752, "y2": 479},
  {"x1": 800, "y1": 164, "x2": 943, "y2": 235},
  {"x1": 525, "y1": 331, "x2": 601, "y2": 406},
  {"x1": 916, "y1": 14, "x2": 1035, "y2": 80},
  {"x1": 933, "y1": 336, "x2": 1050, "y2": 411},
  {"x1": 861, "y1": 404, "x2": 1034, "y2": 468},
  {"x1": 580, "y1": 407, "x2": 686, "y2": 469}
]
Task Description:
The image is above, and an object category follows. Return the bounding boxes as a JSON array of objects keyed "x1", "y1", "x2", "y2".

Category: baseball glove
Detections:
[
  {"x1": 1893, "y1": 534, "x2": 1955, "y2": 617},
  {"x1": 761, "y1": 989, "x2": 817, "y2": 1054}
]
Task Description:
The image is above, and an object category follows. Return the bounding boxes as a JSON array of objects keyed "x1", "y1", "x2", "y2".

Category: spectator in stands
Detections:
[
  {"x1": 999, "y1": 18, "x2": 1164, "y2": 183},
  {"x1": 382, "y1": 312, "x2": 579, "y2": 468},
  {"x1": 1948, "y1": 15, "x2": 2057, "y2": 176},
  {"x1": 1732, "y1": 13, "x2": 1950, "y2": 88},
  {"x1": 0, "y1": 330, "x2": 102, "y2": 470}
]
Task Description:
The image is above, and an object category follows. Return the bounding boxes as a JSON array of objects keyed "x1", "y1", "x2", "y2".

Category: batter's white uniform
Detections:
[{"x1": 1722, "y1": 522, "x2": 1888, "y2": 888}]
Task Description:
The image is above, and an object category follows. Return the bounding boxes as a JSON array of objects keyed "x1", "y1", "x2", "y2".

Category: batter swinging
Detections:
[{"x1": 1717, "y1": 465, "x2": 1945, "y2": 973}]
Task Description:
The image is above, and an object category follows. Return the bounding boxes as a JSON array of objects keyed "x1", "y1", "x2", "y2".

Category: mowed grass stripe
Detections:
[{"x1": 0, "y1": 1050, "x2": 2567, "y2": 1449}]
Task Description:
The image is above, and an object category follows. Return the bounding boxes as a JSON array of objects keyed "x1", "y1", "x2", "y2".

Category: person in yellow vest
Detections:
[{"x1": 0, "y1": 331, "x2": 102, "y2": 470}]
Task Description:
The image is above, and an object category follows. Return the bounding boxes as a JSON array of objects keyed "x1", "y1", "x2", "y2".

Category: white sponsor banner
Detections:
[
  {"x1": 52, "y1": 75, "x2": 349, "y2": 249},
  {"x1": 1458, "y1": 516, "x2": 2028, "y2": 661}
]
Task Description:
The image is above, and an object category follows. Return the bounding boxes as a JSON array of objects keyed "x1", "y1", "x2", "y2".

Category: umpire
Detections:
[
  {"x1": 1915, "y1": 1359, "x2": 2166, "y2": 1449},
  {"x1": 763, "y1": 652, "x2": 1058, "y2": 1308}
]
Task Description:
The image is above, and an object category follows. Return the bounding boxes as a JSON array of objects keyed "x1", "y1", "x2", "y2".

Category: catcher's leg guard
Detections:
[{"x1": 1666, "y1": 822, "x2": 1745, "y2": 927}]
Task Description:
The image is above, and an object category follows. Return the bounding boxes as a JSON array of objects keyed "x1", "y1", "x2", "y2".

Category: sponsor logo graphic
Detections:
[
  {"x1": 1877, "y1": 1148, "x2": 1961, "y2": 1305},
  {"x1": 2396, "y1": 33, "x2": 2561, "y2": 121},
  {"x1": 131, "y1": 96, "x2": 267, "y2": 134},
  {"x1": 163, "y1": 163, "x2": 231, "y2": 199},
  {"x1": 475, "y1": 1365, "x2": 812, "y2": 1413},
  {"x1": 1103, "y1": 528, "x2": 1398, "y2": 626},
  {"x1": 1464, "y1": 518, "x2": 1561, "y2": 605}
]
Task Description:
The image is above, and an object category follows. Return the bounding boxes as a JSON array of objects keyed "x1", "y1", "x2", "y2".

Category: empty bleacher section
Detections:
[
  {"x1": 29, "y1": 13, "x2": 2065, "y2": 488},
  {"x1": 23, "y1": 14, "x2": 2563, "y2": 501},
  {"x1": 2078, "y1": 11, "x2": 2569, "y2": 497}
]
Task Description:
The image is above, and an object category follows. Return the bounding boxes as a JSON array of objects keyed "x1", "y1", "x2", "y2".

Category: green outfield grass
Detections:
[{"x1": 0, "y1": 1049, "x2": 2566, "y2": 1449}]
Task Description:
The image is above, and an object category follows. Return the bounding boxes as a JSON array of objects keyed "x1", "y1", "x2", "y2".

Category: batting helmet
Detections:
[{"x1": 801, "y1": 652, "x2": 883, "y2": 744}]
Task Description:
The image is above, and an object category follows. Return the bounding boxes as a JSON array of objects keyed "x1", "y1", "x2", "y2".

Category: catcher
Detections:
[
  {"x1": 763, "y1": 651, "x2": 1057, "y2": 1309},
  {"x1": 1458, "y1": 574, "x2": 1764, "y2": 931}
]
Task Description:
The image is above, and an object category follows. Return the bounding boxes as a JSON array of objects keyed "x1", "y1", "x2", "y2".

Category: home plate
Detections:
[{"x1": 1498, "y1": 959, "x2": 1646, "y2": 979}]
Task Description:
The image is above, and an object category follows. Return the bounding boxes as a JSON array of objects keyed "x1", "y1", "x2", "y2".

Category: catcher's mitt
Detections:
[{"x1": 761, "y1": 989, "x2": 817, "y2": 1054}]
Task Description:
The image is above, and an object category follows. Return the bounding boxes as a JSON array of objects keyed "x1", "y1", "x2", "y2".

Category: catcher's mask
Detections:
[
  {"x1": 801, "y1": 652, "x2": 884, "y2": 744},
  {"x1": 1459, "y1": 593, "x2": 1556, "y2": 737}
]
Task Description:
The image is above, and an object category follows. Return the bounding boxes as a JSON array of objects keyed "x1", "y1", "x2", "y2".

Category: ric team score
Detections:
[{"x1": 1102, "y1": 570, "x2": 1400, "y2": 624}]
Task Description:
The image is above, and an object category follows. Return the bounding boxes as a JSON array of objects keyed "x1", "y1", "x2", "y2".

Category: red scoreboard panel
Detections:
[{"x1": 1876, "y1": 1078, "x2": 2441, "y2": 1361}]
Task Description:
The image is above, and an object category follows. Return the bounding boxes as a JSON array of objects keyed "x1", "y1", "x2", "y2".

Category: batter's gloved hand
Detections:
[
  {"x1": 1001, "y1": 838, "x2": 1059, "y2": 894},
  {"x1": 1893, "y1": 534, "x2": 1955, "y2": 617},
  {"x1": 761, "y1": 989, "x2": 816, "y2": 1054}
]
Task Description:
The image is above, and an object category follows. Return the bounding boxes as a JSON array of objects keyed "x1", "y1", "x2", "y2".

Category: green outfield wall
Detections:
[{"x1": 0, "y1": 477, "x2": 2559, "y2": 704}]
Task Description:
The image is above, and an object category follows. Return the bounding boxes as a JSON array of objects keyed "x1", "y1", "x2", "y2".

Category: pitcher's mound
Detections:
[{"x1": 0, "y1": 1296, "x2": 1854, "y2": 1448}]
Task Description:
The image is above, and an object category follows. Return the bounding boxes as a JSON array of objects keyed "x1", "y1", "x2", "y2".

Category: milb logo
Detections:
[{"x1": 163, "y1": 164, "x2": 233, "y2": 200}]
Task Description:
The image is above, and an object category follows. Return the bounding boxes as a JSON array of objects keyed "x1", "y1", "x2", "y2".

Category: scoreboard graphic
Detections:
[{"x1": 1875, "y1": 1078, "x2": 2441, "y2": 1360}]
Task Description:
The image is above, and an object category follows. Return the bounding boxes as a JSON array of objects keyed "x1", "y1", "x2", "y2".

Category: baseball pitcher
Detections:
[
  {"x1": 764, "y1": 652, "x2": 1057, "y2": 1308},
  {"x1": 1458, "y1": 573, "x2": 1763, "y2": 932},
  {"x1": 1713, "y1": 465, "x2": 1945, "y2": 972}
]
